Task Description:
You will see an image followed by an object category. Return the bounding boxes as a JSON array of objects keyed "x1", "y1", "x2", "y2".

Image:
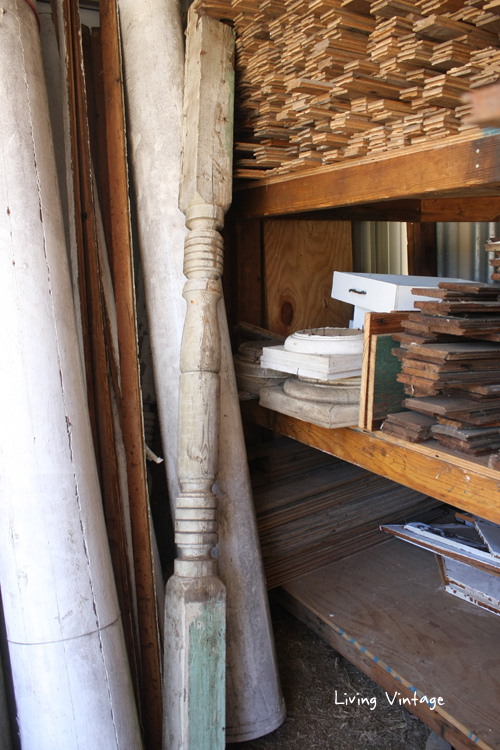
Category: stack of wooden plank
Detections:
[
  {"x1": 380, "y1": 409, "x2": 436, "y2": 440},
  {"x1": 430, "y1": 422, "x2": 500, "y2": 454},
  {"x1": 399, "y1": 283, "x2": 500, "y2": 344},
  {"x1": 384, "y1": 282, "x2": 500, "y2": 456},
  {"x1": 191, "y1": 0, "x2": 498, "y2": 179},
  {"x1": 249, "y1": 438, "x2": 443, "y2": 587},
  {"x1": 395, "y1": 340, "x2": 500, "y2": 396},
  {"x1": 485, "y1": 236, "x2": 500, "y2": 281}
]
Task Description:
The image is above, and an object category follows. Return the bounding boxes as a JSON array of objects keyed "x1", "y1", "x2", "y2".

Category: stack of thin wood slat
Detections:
[
  {"x1": 382, "y1": 282, "x2": 500, "y2": 455},
  {"x1": 248, "y1": 437, "x2": 443, "y2": 587},
  {"x1": 190, "y1": 0, "x2": 500, "y2": 179}
]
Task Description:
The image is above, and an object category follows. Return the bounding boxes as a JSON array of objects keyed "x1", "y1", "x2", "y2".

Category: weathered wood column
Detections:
[{"x1": 163, "y1": 11, "x2": 235, "y2": 750}]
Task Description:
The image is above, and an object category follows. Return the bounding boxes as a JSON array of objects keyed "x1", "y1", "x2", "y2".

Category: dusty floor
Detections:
[{"x1": 227, "y1": 603, "x2": 431, "y2": 750}]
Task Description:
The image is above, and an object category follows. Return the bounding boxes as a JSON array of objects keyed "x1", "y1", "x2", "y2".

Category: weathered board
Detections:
[{"x1": 359, "y1": 312, "x2": 408, "y2": 430}]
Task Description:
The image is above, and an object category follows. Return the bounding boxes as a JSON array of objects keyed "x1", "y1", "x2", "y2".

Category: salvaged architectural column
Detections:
[
  {"x1": 120, "y1": 0, "x2": 285, "y2": 741},
  {"x1": 163, "y1": 13, "x2": 234, "y2": 750},
  {"x1": 0, "y1": 1, "x2": 142, "y2": 747}
]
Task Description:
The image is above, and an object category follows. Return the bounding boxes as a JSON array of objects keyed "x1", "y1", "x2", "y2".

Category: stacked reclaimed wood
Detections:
[
  {"x1": 190, "y1": 0, "x2": 499, "y2": 179},
  {"x1": 382, "y1": 282, "x2": 500, "y2": 456},
  {"x1": 485, "y1": 235, "x2": 500, "y2": 281},
  {"x1": 249, "y1": 437, "x2": 444, "y2": 587},
  {"x1": 380, "y1": 408, "x2": 436, "y2": 440}
]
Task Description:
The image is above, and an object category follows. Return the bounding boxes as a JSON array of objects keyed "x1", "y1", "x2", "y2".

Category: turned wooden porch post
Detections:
[{"x1": 163, "y1": 11, "x2": 235, "y2": 750}]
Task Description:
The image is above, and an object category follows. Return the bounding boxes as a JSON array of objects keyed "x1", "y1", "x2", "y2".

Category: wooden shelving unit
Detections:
[
  {"x1": 241, "y1": 401, "x2": 500, "y2": 525},
  {"x1": 231, "y1": 132, "x2": 500, "y2": 220},
  {"x1": 232, "y1": 129, "x2": 500, "y2": 750}
]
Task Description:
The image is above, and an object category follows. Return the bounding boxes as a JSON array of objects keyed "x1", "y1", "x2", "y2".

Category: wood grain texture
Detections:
[
  {"x1": 421, "y1": 197, "x2": 500, "y2": 223},
  {"x1": 278, "y1": 540, "x2": 500, "y2": 749},
  {"x1": 235, "y1": 219, "x2": 262, "y2": 328},
  {"x1": 263, "y1": 219, "x2": 353, "y2": 337},
  {"x1": 228, "y1": 197, "x2": 500, "y2": 224},
  {"x1": 240, "y1": 401, "x2": 500, "y2": 524},
  {"x1": 359, "y1": 312, "x2": 408, "y2": 429},
  {"x1": 99, "y1": 0, "x2": 163, "y2": 745},
  {"x1": 407, "y1": 222, "x2": 438, "y2": 277},
  {"x1": 231, "y1": 134, "x2": 500, "y2": 219},
  {"x1": 65, "y1": 0, "x2": 142, "y2": 703},
  {"x1": 278, "y1": 591, "x2": 479, "y2": 750}
]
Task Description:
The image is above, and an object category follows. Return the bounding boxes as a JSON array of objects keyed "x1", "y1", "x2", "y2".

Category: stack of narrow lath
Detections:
[
  {"x1": 191, "y1": 0, "x2": 499, "y2": 179},
  {"x1": 382, "y1": 283, "x2": 500, "y2": 456},
  {"x1": 249, "y1": 438, "x2": 443, "y2": 587}
]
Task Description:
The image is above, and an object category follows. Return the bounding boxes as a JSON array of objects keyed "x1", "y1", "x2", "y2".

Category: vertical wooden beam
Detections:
[
  {"x1": 99, "y1": 1, "x2": 163, "y2": 747},
  {"x1": 164, "y1": 11, "x2": 235, "y2": 750},
  {"x1": 407, "y1": 222, "x2": 438, "y2": 277},
  {"x1": 235, "y1": 219, "x2": 263, "y2": 328}
]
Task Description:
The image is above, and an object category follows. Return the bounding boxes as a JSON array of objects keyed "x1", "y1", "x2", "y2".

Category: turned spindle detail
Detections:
[
  {"x1": 163, "y1": 15, "x2": 234, "y2": 746},
  {"x1": 175, "y1": 205, "x2": 224, "y2": 577}
]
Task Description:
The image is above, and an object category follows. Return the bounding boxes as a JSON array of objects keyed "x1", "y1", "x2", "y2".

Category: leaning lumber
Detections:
[{"x1": 99, "y1": 0, "x2": 163, "y2": 743}]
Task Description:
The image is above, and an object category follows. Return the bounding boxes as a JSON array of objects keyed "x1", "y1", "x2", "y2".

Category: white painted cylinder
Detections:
[
  {"x1": 118, "y1": 0, "x2": 187, "y2": 517},
  {"x1": 0, "y1": 1, "x2": 142, "y2": 747},
  {"x1": 216, "y1": 303, "x2": 286, "y2": 742},
  {"x1": 284, "y1": 328, "x2": 364, "y2": 355}
]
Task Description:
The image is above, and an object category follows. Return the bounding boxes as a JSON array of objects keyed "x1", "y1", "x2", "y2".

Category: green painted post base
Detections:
[{"x1": 164, "y1": 573, "x2": 226, "y2": 750}]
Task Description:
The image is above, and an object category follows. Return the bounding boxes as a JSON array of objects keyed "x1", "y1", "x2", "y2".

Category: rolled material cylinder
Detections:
[
  {"x1": 118, "y1": 0, "x2": 285, "y2": 739},
  {"x1": 216, "y1": 302, "x2": 286, "y2": 742},
  {"x1": 0, "y1": 2, "x2": 142, "y2": 747}
]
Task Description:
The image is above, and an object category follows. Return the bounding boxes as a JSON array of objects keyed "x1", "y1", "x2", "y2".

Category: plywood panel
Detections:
[
  {"x1": 277, "y1": 588, "x2": 478, "y2": 750},
  {"x1": 281, "y1": 540, "x2": 500, "y2": 749},
  {"x1": 263, "y1": 219, "x2": 353, "y2": 337}
]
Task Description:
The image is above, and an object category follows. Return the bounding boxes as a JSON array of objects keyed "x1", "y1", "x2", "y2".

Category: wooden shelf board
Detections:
[
  {"x1": 277, "y1": 540, "x2": 500, "y2": 750},
  {"x1": 241, "y1": 401, "x2": 500, "y2": 525},
  {"x1": 241, "y1": 197, "x2": 500, "y2": 223},
  {"x1": 231, "y1": 133, "x2": 500, "y2": 219}
]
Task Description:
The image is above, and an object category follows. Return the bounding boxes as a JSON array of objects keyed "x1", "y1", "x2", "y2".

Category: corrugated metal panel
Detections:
[
  {"x1": 437, "y1": 222, "x2": 499, "y2": 283},
  {"x1": 352, "y1": 221, "x2": 407, "y2": 274},
  {"x1": 353, "y1": 220, "x2": 499, "y2": 281}
]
